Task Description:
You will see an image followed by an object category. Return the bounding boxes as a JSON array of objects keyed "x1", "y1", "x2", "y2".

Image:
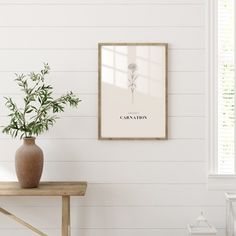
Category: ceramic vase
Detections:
[{"x1": 15, "y1": 137, "x2": 43, "y2": 188}]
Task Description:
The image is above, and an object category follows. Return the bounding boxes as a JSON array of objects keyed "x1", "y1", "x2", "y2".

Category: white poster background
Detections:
[{"x1": 100, "y1": 45, "x2": 166, "y2": 138}]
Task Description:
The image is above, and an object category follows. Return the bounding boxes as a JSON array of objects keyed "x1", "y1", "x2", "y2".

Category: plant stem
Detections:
[
  {"x1": 32, "y1": 97, "x2": 62, "y2": 123},
  {"x1": 22, "y1": 77, "x2": 42, "y2": 137}
]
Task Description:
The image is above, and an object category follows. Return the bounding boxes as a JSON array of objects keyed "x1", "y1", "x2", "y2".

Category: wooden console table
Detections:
[{"x1": 0, "y1": 181, "x2": 87, "y2": 236}]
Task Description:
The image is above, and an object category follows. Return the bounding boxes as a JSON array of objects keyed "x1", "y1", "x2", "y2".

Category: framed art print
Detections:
[{"x1": 98, "y1": 43, "x2": 168, "y2": 140}]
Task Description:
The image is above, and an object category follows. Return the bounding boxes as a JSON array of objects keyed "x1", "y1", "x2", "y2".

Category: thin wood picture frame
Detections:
[{"x1": 98, "y1": 43, "x2": 168, "y2": 140}]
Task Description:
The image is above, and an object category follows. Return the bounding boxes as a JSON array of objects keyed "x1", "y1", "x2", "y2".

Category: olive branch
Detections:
[{"x1": 1, "y1": 64, "x2": 81, "y2": 138}]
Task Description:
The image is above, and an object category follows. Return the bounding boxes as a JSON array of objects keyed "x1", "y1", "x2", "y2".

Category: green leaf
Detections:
[{"x1": 1, "y1": 63, "x2": 81, "y2": 138}]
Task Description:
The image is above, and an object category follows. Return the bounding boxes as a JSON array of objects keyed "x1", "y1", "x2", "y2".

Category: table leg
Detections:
[
  {"x1": 62, "y1": 196, "x2": 70, "y2": 236},
  {"x1": 0, "y1": 207, "x2": 47, "y2": 236}
]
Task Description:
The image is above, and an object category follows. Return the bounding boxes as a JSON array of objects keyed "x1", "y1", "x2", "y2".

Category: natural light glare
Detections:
[{"x1": 218, "y1": 0, "x2": 235, "y2": 174}]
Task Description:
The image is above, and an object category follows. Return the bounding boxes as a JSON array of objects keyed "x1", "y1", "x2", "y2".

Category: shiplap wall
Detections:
[{"x1": 0, "y1": 0, "x2": 227, "y2": 236}]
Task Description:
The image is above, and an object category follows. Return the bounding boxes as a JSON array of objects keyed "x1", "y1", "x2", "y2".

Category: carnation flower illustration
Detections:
[{"x1": 128, "y1": 63, "x2": 138, "y2": 104}]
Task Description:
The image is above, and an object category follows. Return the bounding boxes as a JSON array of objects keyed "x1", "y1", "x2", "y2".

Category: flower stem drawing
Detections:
[{"x1": 128, "y1": 63, "x2": 138, "y2": 104}]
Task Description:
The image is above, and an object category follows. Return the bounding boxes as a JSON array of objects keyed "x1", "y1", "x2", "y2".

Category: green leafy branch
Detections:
[{"x1": 1, "y1": 64, "x2": 81, "y2": 138}]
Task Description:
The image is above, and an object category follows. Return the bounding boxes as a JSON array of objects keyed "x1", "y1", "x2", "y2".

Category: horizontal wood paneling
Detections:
[
  {"x1": 0, "y1": 49, "x2": 204, "y2": 72},
  {"x1": 0, "y1": 72, "x2": 98, "y2": 94},
  {"x1": 0, "y1": 0, "x2": 204, "y2": 5},
  {"x1": 0, "y1": 229, "x2": 225, "y2": 236},
  {"x1": 75, "y1": 184, "x2": 224, "y2": 206},
  {"x1": 169, "y1": 50, "x2": 204, "y2": 71},
  {"x1": 0, "y1": 71, "x2": 205, "y2": 95},
  {"x1": 0, "y1": 184, "x2": 224, "y2": 207},
  {"x1": 0, "y1": 206, "x2": 225, "y2": 228},
  {"x1": 0, "y1": 94, "x2": 205, "y2": 117},
  {"x1": 0, "y1": 139, "x2": 205, "y2": 162},
  {"x1": 0, "y1": 27, "x2": 204, "y2": 49},
  {"x1": 0, "y1": 0, "x2": 210, "y2": 235},
  {"x1": 0, "y1": 5, "x2": 204, "y2": 27},
  {"x1": 168, "y1": 72, "x2": 204, "y2": 94},
  {"x1": 0, "y1": 162, "x2": 206, "y2": 183},
  {"x1": 166, "y1": 117, "x2": 205, "y2": 139},
  {"x1": 0, "y1": 117, "x2": 205, "y2": 139},
  {"x1": 168, "y1": 94, "x2": 204, "y2": 116}
]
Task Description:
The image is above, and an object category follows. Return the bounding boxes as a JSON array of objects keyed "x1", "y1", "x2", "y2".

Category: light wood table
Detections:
[{"x1": 0, "y1": 181, "x2": 87, "y2": 236}]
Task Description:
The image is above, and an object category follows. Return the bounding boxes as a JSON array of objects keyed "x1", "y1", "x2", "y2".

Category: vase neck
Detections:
[{"x1": 23, "y1": 137, "x2": 36, "y2": 145}]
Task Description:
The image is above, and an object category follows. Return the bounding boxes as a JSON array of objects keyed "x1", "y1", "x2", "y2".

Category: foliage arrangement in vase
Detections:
[{"x1": 1, "y1": 64, "x2": 81, "y2": 188}]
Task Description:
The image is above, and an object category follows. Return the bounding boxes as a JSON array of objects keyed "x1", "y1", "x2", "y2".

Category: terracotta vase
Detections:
[{"x1": 15, "y1": 137, "x2": 44, "y2": 188}]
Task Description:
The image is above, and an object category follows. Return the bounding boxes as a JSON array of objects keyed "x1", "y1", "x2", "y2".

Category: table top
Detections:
[{"x1": 0, "y1": 181, "x2": 87, "y2": 196}]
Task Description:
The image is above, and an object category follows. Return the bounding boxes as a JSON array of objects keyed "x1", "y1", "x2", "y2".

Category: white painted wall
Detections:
[{"x1": 0, "y1": 0, "x2": 226, "y2": 235}]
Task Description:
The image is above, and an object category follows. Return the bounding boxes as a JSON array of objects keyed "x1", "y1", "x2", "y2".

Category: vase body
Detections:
[{"x1": 15, "y1": 137, "x2": 43, "y2": 188}]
